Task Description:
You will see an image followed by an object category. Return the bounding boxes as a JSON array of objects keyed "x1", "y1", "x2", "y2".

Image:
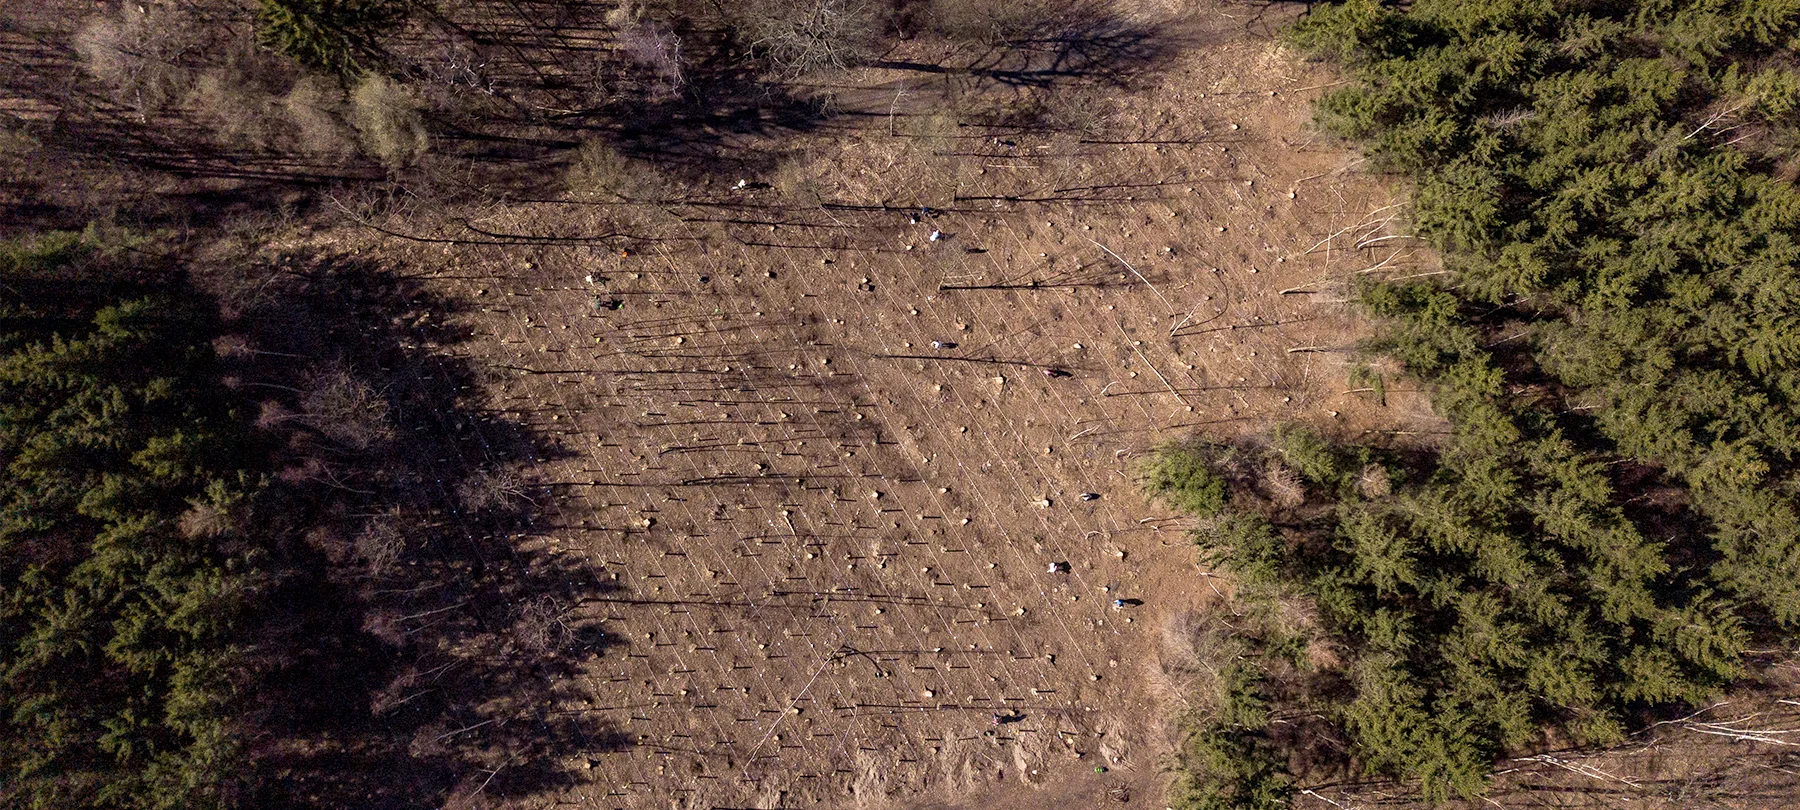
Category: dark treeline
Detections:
[
  {"x1": 0, "y1": 230, "x2": 261, "y2": 809},
  {"x1": 0, "y1": 226, "x2": 613, "y2": 810},
  {"x1": 1154, "y1": 2, "x2": 1800, "y2": 808}
]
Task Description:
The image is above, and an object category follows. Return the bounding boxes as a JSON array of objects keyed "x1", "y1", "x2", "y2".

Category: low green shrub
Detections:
[{"x1": 1145, "y1": 444, "x2": 1230, "y2": 517}]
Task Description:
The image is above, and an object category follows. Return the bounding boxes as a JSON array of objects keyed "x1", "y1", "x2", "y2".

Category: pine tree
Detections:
[
  {"x1": 255, "y1": 0, "x2": 408, "y2": 77},
  {"x1": 0, "y1": 232, "x2": 261, "y2": 810}
]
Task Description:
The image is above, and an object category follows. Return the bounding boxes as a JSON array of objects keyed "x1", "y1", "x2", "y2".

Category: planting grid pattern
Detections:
[{"x1": 387, "y1": 40, "x2": 1421, "y2": 809}]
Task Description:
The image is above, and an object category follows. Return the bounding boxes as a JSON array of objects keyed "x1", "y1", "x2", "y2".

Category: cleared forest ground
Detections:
[{"x1": 290, "y1": 6, "x2": 1424, "y2": 807}]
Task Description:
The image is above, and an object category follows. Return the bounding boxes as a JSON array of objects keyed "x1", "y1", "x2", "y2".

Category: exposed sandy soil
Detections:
[{"x1": 295, "y1": 5, "x2": 1446, "y2": 808}]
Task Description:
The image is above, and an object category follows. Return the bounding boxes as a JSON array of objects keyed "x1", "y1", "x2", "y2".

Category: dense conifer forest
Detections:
[
  {"x1": 1156, "y1": 1, "x2": 1800, "y2": 807},
  {"x1": 0, "y1": 231, "x2": 262, "y2": 809}
]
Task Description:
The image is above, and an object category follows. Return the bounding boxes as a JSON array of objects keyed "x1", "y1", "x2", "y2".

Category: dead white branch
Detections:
[{"x1": 1086, "y1": 237, "x2": 1172, "y2": 316}]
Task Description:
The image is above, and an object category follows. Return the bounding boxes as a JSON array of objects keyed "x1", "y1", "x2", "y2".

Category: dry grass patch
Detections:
[
  {"x1": 349, "y1": 75, "x2": 428, "y2": 170},
  {"x1": 74, "y1": 2, "x2": 205, "y2": 116},
  {"x1": 283, "y1": 77, "x2": 356, "y2": 158}
]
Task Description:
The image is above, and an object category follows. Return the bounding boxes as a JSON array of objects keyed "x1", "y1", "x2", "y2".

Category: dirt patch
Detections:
[{"x1": 270, "y1": 3, "x2": 1432, "y2": 808}]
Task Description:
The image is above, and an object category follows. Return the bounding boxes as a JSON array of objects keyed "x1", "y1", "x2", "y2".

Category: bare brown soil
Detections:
[{"x1": 296, "y1": 5, "x2": 1433, "y2": 808}]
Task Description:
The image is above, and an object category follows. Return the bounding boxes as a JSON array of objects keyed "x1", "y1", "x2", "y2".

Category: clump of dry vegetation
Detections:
[
  {"x1": 1151, "y1": 610, "x2": 1248, "y2": 718},
  {"x1": 607, "y1": 2, "x2": 686, "y2": 101},
  {"x1": 73, "y1": 2, "x2": 205, "y2": 116},
  {"x1": 923, "y1": 0, "x2": 1054, "y2": 45},
  {"x1": 732, "y1": 0, "x2": 885, "y2": 79},
  {"x1": 283, "y1": 76, "x2": 356, "y2": 158},
  {"x1": 354, "y1": 506, "x2": 409, "y2": 577},
  {"x1": 565, "y1": 139, "x2": 665, "y2": 201},
  {"x1": 301, "y1": 366, "x2": 394, "y2": 450},
  {"x1": 349, "y1": 75, "x2": 429, "y2": 171},
  {"x1": 0, "y1": 126, "x2": 41, "y2": 160},
  {"x1": 188, "y1": 69, "x2": 275, "y2": 148}
]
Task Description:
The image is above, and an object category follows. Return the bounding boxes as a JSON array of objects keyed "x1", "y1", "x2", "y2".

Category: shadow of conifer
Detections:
[{"x1": 206, "y1": 250, "x2": 627, "y2": 809}]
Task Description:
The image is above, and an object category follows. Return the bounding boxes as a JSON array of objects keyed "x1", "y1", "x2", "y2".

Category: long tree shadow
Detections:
[
  {"x1": 871, "y1": 2, "x2": 1180, "y2": 90},
  {"x1": 207, "y1": 250, "x2": 629, "y2": 809},
  {"x1": 3, "y1": 0, "x2": 1196, "y2": 214},
  {"x1": 350, "y1": 0, "x2": 1193, "y2": 195}
]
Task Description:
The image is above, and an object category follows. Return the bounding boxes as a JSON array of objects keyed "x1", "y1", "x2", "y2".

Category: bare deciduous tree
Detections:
[
  {"x1": 73, "y1": 2, "x2": 205, "y2": 117},
  {"x1": 422, "y1": 29, "x2": 495, "y2": 94},
  {"x1": 456, "y1": 468, "x2": 533, "y2": 513},
  {"x1": 607, "y1": 2, "x2": 686, "y2": 101},
  {"x1": 354, "y1": 506, "x2": 407, "y2": 577},
  {"x1": 513, "y1": 596, "x2": 571, "y2": 654},
  {"x1": 302, "y1": 367, "x2": 394, "y2": 450},
  {"x1": 734, "y1": 0, "x2": 883, "y2": 79}
]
